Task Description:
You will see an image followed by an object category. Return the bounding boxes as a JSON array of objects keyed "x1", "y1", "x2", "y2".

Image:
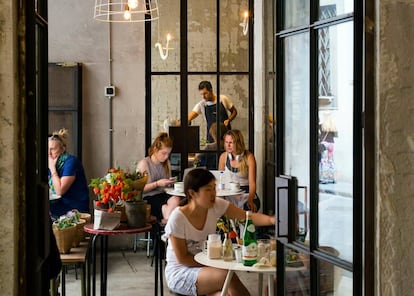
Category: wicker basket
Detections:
[
  {"x1": 52, "y1": 223, "x2": 77, "y2": 254},
  {"x1": 80, "y1": 212, "x2": 91, "y2": 224},
  {"x1": 72, "y1": 219, "x2": 86, "y2": 247}
]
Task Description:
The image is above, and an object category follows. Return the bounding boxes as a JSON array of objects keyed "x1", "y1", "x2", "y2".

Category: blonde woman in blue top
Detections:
[{"x1": 48, "y1": 128, "x2": 89, "y2": 218}]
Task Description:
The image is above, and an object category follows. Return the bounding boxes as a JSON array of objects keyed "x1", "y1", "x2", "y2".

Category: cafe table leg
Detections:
[
  {"x1": 101, "y1": 235, "x2": 109, "y2": 296},
  {"x1": 221, "y1": 270, "x2": 235, "y2": 296},
  {"x1": 258, "y1": 273, "x2": 263, "y2": 296},
  {"x1": 91, "y1": 234, "x2": 98, "y2": 296},
  {"x1": 267, "y1": 274, "x2": 275, "y2": 296}
]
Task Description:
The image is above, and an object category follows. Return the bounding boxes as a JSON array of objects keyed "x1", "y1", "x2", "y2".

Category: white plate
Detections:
[
  {"x1": 166, "y1": 189, "x2": 185, "y2": 196},
  {"x1": 229, "y1": 189, "x2": 244, "y2": 194},
  {"x1": 49, "y1": 194, "x2": 62, "y2": 200},
  {"x1": 219, "y1": 189, "x2": 244, "y2": 194},
  {"x1": 216, "y1": 189, "x2": 245, "y2": 197}
]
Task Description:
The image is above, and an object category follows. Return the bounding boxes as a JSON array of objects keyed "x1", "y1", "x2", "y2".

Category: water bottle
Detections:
[
  {"x1": 218, "y1": 171, "x2": 225, "y2": 190},
  {"x1": 242, "y1": 211, "x2": 257, "y2": 266}
]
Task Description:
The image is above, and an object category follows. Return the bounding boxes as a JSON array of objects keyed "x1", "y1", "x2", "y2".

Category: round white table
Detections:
[{"x1": 194, "y1": 252, "x2": 275, "y2": 296}]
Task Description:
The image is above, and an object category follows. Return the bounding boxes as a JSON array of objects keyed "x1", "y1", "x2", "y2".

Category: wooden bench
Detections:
[{"x1": 50, "y1": 241, "x2": 89, "y2": 296}]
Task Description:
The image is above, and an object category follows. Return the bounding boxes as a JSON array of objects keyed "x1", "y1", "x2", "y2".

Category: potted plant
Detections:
[
  {"x1": 52, "y1": 214, "x2": 77, "y2": 254},
  {"x1": 121, "y1": 170, "x2": 149, "y2": 228},
  {"x1": 89, "y1": 167, "x2": 148, "y2": 229}
]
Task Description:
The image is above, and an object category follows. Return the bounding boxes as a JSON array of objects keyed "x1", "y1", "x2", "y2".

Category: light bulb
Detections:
[
  {"x1": 124, "y1": 9, "x2": 131, "y2": 20},
  {"x1": 166, "y1": 34, "x2": 171, "y2": 41},
  {"x1": 128, "y1": 0, "x2": 138, "y2": 9}
]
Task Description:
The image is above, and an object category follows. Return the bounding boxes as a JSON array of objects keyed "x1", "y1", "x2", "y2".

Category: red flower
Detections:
[{"x1": 89, "y1": 167, "x2": 148, "y2": 211}]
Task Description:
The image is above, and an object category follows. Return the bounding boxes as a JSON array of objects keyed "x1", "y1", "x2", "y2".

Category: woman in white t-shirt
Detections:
[{"x1": 164, "y1": 168, "x2": 275, "y2": 296}]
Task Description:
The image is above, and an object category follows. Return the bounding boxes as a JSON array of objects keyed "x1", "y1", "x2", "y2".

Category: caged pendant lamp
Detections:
[{"x1": 94, "y1": 0, "x2": 159, "y2": 23}]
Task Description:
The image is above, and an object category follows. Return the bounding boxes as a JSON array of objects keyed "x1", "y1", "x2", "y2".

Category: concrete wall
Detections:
[
  {"x1": 49, "y1": 0, "x2": 147, "y2": 180},
  {"x1": 0, "y1": 0, "x2": 17, "y2": 295},
  {"x1": 377, "y1": 1, "x2": 414, "y2": 294}
]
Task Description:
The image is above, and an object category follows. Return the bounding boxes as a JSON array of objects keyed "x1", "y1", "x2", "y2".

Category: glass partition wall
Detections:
[
  {"x1": 274, "y1": 1, "x2": 364, "y2": 295},
  {"x1": 148, "y1": 0, "x2": 253, "y2": 179}
]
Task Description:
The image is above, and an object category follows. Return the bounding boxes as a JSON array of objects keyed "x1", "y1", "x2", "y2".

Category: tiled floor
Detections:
[{"x1": 61, "y1": 241, "x2": 264, "y2": 296}]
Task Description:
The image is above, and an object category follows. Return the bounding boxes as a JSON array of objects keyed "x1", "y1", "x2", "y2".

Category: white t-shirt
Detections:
[
  {"x1": 192, "y1": 95, "x2": 234, "y2": 120},
  {"x1": 164, "y1": 197, "x2": 229, "y2": 266}
]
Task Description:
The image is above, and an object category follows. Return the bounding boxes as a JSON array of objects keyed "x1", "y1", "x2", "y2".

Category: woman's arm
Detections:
[
  {"x1": 50, "y1": 175, "x2": 75, "y2": 196},
  {"x1": 246, "y1": 153, "x2": 257, "y2": 212},
  {"x1": 225, "y1": 203, "x2": 275, "y2": 226},
  {"x1": 48, "y1": 156, "x2": 76, "y2": 196},
  {"x1": 168, "y1": 235, "x2": 203, "y2": 267},
  {"x1": 137, "y1": 160, "x2": 157, "y2": 193}
]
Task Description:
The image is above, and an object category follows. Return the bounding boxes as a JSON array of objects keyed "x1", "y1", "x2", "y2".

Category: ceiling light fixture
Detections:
[{"x1": 94, "y1": 0, "x2": 159, "y2": 23}]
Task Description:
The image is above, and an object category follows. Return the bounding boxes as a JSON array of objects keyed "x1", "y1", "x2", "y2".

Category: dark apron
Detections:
[{"x1": 205, "y1": 102, "x2": 231, "y2": 143}]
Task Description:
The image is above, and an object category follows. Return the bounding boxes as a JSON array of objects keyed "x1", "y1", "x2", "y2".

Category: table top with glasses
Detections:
[{"x1": 194, "y1": 252, "x2": 275, "y2": 296}]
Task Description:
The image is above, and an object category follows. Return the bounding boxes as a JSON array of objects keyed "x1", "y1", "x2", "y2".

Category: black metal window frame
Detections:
[
  {"x1": 274, "y1": 1, "x2": 373, "y2": 295},
  {"x1": 145, "y1": 0, "x2": 254, "y2": 173}
]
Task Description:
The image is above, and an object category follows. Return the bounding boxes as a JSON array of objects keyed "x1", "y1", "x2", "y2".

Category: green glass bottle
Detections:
[{"x1": 242, "y1": 211, "x2": 257, "y2": 266}]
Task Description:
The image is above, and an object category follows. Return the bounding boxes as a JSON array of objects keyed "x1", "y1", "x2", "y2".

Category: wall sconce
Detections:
[
  {"x1": 155, "y1": 34, "x2": 172, "y2": 60},
  {"x1": 239, "y1": 11, "x2": 249, "y2": 36}
]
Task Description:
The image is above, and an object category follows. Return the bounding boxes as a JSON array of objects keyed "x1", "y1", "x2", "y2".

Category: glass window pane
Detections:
[
  {"x1": 151, "y1": 75, "x2": 180, "y2": 140},
  {"x1": 219, "y1": 0, "x2": 249, "y2": 72},
  {"x1": 188, "y1": 75, "x2": 216, "y2": 147},
  {"x1": 319, "y1": 1, "x2": 353, "y2": 20},
  {"x1": 48, "y1": 66, "x2": 77, "y2": 107},
  {"x1": 317, "y1": 256, "x2": 353, "y2": 294},
  {"x1": 188, "y1": 75, "x2": 247, "y2": 169},
  {"x1": 318, "y1": 21, "x2": 353, "y2": 262},
  {"x1": 284, "y1": 246, "x2": 310, "y2": 295},
  {"x1": 283, "y1": 33, "x2": 310, "y2": 243},
  {"x1": 265, "y1": 0, "x2": 274, "y2": 163},
  {"x1": 152, "y1": 0, "x2": 180, "y2": 71},
  {"x1": 220, "y1": 75, "x2": 249, "y2": 143},
  {"x1": 188, "y1": 0, "x2": 217, "y2": 71},
  {"x1": 284, "y1": 0, "x2": 309, "y2": 29},
  {"x1": 283, "y1": 33, "x2": 309, "y2": 181}
]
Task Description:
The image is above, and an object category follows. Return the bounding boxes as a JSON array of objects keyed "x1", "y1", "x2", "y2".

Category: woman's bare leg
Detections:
[{"x1": 197, "y1": 267, "x2": 250, "y2": 296}]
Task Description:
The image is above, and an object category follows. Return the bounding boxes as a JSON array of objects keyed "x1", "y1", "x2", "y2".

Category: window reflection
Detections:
[{"x1": 318, "y1": 21, "x2": 353, "y2": 262}]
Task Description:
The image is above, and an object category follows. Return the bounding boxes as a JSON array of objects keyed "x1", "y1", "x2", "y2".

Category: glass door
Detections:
[{"x1": 275, "y1": 1, "x2": 361, "y2": 295}]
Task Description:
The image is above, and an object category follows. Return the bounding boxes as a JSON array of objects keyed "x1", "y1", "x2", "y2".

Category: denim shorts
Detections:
[{"x1": 165, "y1": 263, "x2": 201, "y2": 296}]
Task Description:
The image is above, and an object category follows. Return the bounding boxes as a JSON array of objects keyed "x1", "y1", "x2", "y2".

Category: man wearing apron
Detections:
[{"x1": 188, "y1": 80, "x2": 238, "y2": 143}]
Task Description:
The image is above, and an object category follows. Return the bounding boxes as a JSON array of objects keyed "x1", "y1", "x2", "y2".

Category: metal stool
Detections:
[{"x1": 133, "y1": 231, "x2": 152, "y2": 256}]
